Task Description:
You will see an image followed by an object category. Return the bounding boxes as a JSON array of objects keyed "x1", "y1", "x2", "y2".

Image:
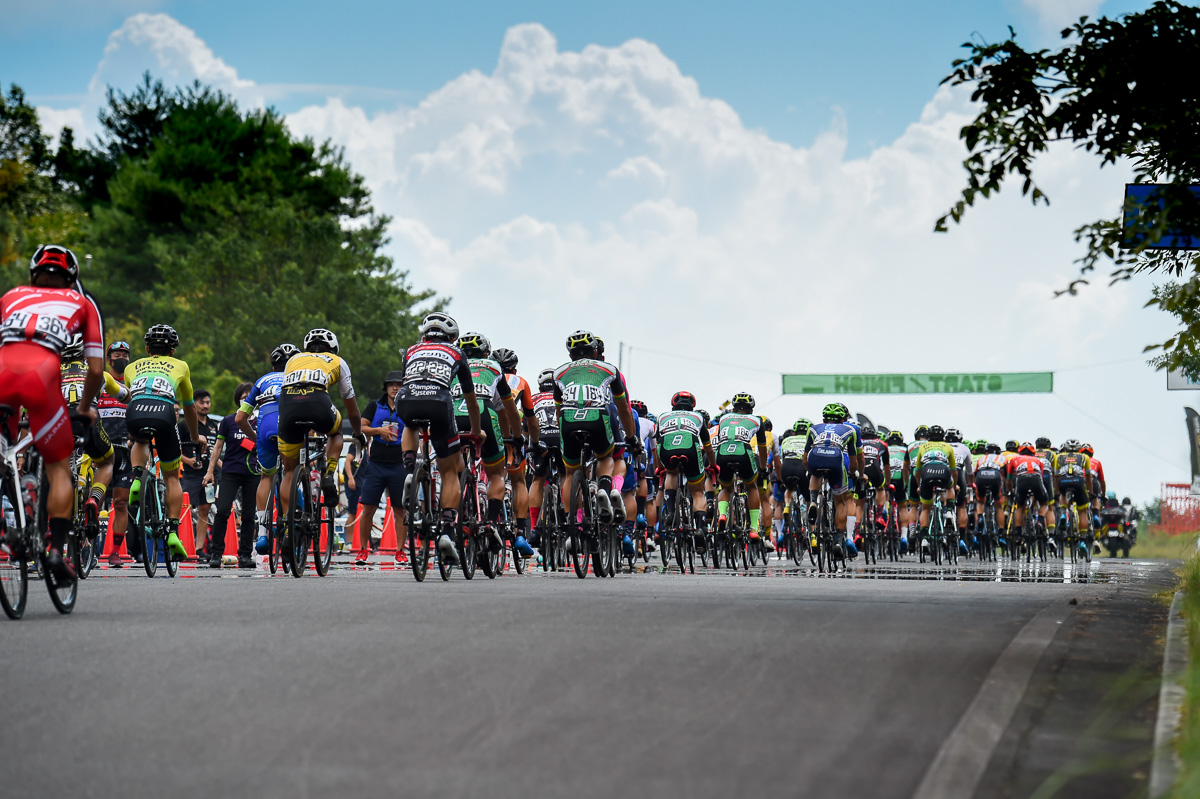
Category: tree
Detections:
[{"x1": 937, "y1": 0, "x2": 1200, "y2": 369}]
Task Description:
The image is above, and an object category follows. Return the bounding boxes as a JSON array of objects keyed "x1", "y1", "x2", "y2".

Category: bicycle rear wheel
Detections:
[
  {"x1": 289, "y1": 463, "x2": 311, "y2": 577},
  {"x1": 313, "y1": 495, "x2": 334, "y2": 577},
  {"x1": 266, "y1": 485, "x2": 280, "y2": 574},
  {"x1": 407, "y1": 471, "x2": 431, "y2": 582},
  {"x1": 158, "y1": 482, "x2": 178, "y2": 578},
  {"x1": 137, "y1": 476, "x2": 158, "y2": 578}
]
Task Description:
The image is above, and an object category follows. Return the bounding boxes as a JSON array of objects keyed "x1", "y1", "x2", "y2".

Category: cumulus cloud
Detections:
[
  {"x1": 1021, "y1": 0, "x2": 1106, "y2": 30},
  {"x1": 35, "y1": 15, "x2": 1187, "y2": 500}
]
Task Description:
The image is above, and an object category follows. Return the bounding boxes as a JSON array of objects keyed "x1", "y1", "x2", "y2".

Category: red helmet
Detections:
[
  {"x1": 670, "y1": 391, "x2": 696, "y2": 411},
  {"x1": 1080, "y1": 443, "x2": 1094, "y2": 456},
  {"x1": 30, "y1": 244, "x2": 80, "y2": 280}
]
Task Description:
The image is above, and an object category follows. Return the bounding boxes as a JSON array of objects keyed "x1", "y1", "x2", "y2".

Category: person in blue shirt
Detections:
[
  {"x1": 353, "y1": 371, "x2": 407, "y2": 565},
  {"x1": 235, "y1": 343, "x2": 297, "y2": 554}
]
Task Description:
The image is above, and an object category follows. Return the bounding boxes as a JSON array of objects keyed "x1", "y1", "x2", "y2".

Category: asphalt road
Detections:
[{"x1": 1, "y1": 554, "x2": 1175, "y2": 799}]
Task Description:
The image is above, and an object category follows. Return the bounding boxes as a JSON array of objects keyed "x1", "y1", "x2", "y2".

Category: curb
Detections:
[{"x1": 1150, "y1": 590, "x2": 1188, "y2": 798}]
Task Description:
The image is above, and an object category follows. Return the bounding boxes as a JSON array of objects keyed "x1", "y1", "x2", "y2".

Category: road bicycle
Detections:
[
  {"x1": 859, "y1": 481, "x2": 879, "y2": 566},
  {"x1": 662, "y1": 455, "x2": 696, "y2": 574},
  {"x1": 809, "y1": 472, "x2": 843, "y2": 574},
  {"x1": 0, "y1": 406, "x2": 88, "y2": 618},
  {"x1": 533, "y1": 443, "x2": 565, "y2": 573},
  {"x1": 1015, "y1": 487, "x2": 1048, "y2": 563},
  {"x1": 71, "y1": 449, "x2": 99, "y2": 579},
  {"x1": 460, "y1": 438, "x2": 507, "y2": 580},
  {"x1": 130, "y1": 438, "x2": 198, "y2": 579},
  {"x1": 920, "y1": 481, "x2": 956, "y2": 566},
  {"x1": 565, "y1": 430, "x2": 615, "y2": 579},
  {"x1": 401, "y1": 419, "x2": 444, "y2": 582},
  {"x1": 284, "y1": 432, "x2": 336, "y2": 578},
  {"x1": 976, "y1": 489, "x2": 1000, "y2": 563}
]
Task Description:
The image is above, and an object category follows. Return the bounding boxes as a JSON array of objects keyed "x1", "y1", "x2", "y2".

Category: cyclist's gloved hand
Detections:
[
  {"x1": 625, "y1": 435, "x2": 643, "y2": 456},
  {"x1": 534, "y1": 439, "x2": 548, "y2": 453},
  {"x1": 355, "y1": 433, "x2": 369, "y2": 450}
]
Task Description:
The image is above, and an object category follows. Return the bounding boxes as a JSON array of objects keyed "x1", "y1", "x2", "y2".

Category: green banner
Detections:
[{"x1": 781, "y1": 372, "x2": 1054, "y2": 395}]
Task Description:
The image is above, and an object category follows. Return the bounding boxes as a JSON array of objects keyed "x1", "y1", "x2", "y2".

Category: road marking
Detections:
[
  {"x1": 912, "y1": 600, "x2": 1072, "y2": 799},
  {"x1": 1150, "y1": 591, "x2": 1187, "y2": 799}
]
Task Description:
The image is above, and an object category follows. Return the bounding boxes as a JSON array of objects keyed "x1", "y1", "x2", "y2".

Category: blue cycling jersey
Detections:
[{"x1": 241, "y1": 371, "x2": 286, "y2": 419}]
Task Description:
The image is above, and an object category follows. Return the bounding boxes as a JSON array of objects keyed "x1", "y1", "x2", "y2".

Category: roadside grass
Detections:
[
  {"x1": 1134, "y1": 529, "x2": 1196, "y2": 561},
  {"x1": 1170, "y1": 553, "x2": 1200, "y2": 798}
]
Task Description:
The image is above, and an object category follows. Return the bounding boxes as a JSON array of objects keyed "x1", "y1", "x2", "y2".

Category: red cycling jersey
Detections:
[
  {"x1": 1006, "y1": 454, "x2": 1044, "y2": 478},
  {"x1": 0, "y1": 285, "x2": 102, "y2": 461},
  {"x1": 1089, "y1": 457, "x2": 1105, "y2": 483}
]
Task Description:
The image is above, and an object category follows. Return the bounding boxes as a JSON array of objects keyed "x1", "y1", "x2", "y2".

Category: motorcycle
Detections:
[{"x1": 1099, "y1": 508, "x2": 1132, "y2": 558}]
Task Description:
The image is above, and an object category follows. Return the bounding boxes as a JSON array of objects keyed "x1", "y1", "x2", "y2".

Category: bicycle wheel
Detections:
[
  {"x1": 161, "y1": 482, "x2": 179, "y2": 578},
  {"x1": 34, "y1": 467, "x2": 76, "y2": 614},
  {"x1": 568, "y1": 470, "x2": 591, "y2": 579},
  {"x1": 137, "y1": 476, "x2": 158, "y2": 578},
  {"x1": 266, "y1": 484, "x2": 280, "y2": 574},
  {"x1": 313, "y1": 481, "x2": 335, "y2": 577},
  {"x1": 1, "y1": 474, "x2": 29, "y2": 619},
  {"x1": 289, "y1": 462, "x2": 310, "y2": 578}
]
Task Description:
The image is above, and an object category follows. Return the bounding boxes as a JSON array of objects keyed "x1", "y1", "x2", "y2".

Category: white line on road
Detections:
[
  {"x1": 912, "y1": 600, "x2": 1074, "y2": 799},
  {"x1": 1150, "y1": 591, "x2": 1187, "y2": 799}
]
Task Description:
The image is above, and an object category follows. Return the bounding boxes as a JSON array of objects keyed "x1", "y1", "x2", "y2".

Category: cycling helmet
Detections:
[
  {"x1": 1106, "y1": 490, "x2": 1117, "y2": 500},
  {"x1": 595, "y1": 337, "x2": 606, "y2": 359},
  {"x1": 986, "y1": 443, "x2": 1001, "y2": 454},
  {"x1": 144, "y1": 324, "x2": 180, "y2": 351},
  {"x1": 914, "y1": 425, "x2": 929, "y2": 440},
  {"x1": 861, "y1": 423, "x2": 877, "y2": 440},
  {"x1": 630, "y1": 399, "x2": 648, "y2": 417},
  {"x1": 731, "y1": 392, "x2": 755, "y2": 413},
  {"x1": 492, "y1": 347, "x2": 517, "y2": 372},
  {"x1": 928, "y1": 425, "x2": 945, "y2": 441},
  {"x1": 419, "y1": 312, "x2": 458, "y2": 342},
  {"x1": 30, "y1": 244, "x2": 80, "y2": 280},
  {"x1": 822, "y1": 403, "x2": 846, "y2": 422},
  {"x1": 565, "y1": 330, "x2": 597, "y2": 355},
  {"x1": 1080, "y1": 443, "x2": 1094, "y2": 456},
  {"x1": 671, "y1": 391, "x2": 697, "y2": 411},
  {"x1": 761, "y1": 417, "x2": 773, "y2": 432},
  {"x1": 970, "y1": 440, "x2": 986, "y2": 455},
  {"x1": 1035, "y1": 436, "x2": 1051, "y2": 449},
  {"x1": 698, "y1": 409, "x2": 711, "y2": 428},
  {"x1": 1122, "y1": 497, "x2": 1131, "y2": 505},
  {"x1": 1017, "y1": 441, "x2": 1035, "y2": 455},
  {"x1": 1061, "y1": 439, "x2": 1081, "y2": 452},
  {"x1": 1005, "y1": 439, "x2": 1019, "y2": 452},
  {"x1": 886, "y1": 430, "x2": 904, "y2": 445},
  {"x1": 458, "y1": 332, "x2": 491, "y2": 358},
  {"x1": 945, "y1": 428, "x2": 962, "y2": 443},
  {"x1": 106, "y1": 340, "x2": 131, "y2": 357},
  {"x1": 270, "y1": 343, "x2": 299, "y2": 371},
  {"x1": 794, "y1": 418, "x2": 812, "y2": 435},
  {"x1": 61, "y1": 333, "x2": 84, "y2": 360},
  {"x1": 537, "y1": 368, "x2": 555, "y2": 392},
  {"x1": 303, "y1": 328, "x2": 339, "y2": 354}
]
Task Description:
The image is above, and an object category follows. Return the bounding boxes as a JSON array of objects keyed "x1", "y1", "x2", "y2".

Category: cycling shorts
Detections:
[
  {"x1": 396, "y1": 386, "x2": 460, "y2": 459},
  {"x1": 560, "y1": 408, "x2": 615, "y2": 468},
  {"x1": 1058, "y1": 478, "x2": 1088, "y2": 507},
  {"x1": 278, "y1": 391, "x2": 341, "y2": 460},
  {"x1": 1041, "y1": 472, "x2": 1055, "y2": 504},
  {"x1": 80, "y1": 413, "x2": 114, "y2": 462},
  {"x1": 455, "y1": 405, "x2": 504, "y2": 467},
  {"x1": 780, "y1": 458, "x2": 808, "y2": 493},
  {"x1": 918, "y1": 463, "x2": 952, "y2": 504},
  {"x1": 0, "y1": 341, "x2": 73, "y2": 463},
  {"x1": 531, "y1": 441, "x2": 563, "y2": 479},
  {"x1": 659, "y1": 443, "x2": 705, "y2": 485},
  {"x1": 806, "y1": 446, "x2": 848, "y2": 495},
  {"x1": 974, "y1": 469, "x2": 1004, "y2": 502},
  {"x1": 112, "y1": 445, "x2": 133, "y2": 491},
  {"x1": 256, "y1": 410, "x2": 280, "y2": 474},
  {"x1": 864, "y1": 460, "x2": 886, "y2": 489},
  {"x1": 127, "y1": 398, "x2": 183, "y2": 472},
  {"x1": 1014, "y1": 473, "x2": 1047, "y2": 506},
  {"x1": 716, "y1": 450, "x2": 758, "y2": 486}
]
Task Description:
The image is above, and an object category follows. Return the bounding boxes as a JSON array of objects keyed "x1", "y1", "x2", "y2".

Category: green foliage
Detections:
[
  {"x1": 938, "y1": 1, "x2": 1200, "y2": 368},
  {"x1": 1, "y1": 74, "x2": 439, "y2": 399}
]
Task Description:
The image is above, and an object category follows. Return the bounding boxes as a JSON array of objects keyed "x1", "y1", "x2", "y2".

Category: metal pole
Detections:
[{"x1": 619, "y1": 341, "x2": 624, "y2": 371}]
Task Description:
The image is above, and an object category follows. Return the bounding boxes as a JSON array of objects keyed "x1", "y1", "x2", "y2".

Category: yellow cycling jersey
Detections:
[
  {"x1": 1052, "y1": 451, "x2": 1092, "y2": 478},
  {"x1": 61, "y1": 360, "x2": 128, "y2": 406},
  {"x1": 914, "y1": 441, "x2": 957, "y2": 471},
  {"x1": 123, "y1": 355, "x2": 194, "y2": 406},
  {"x1": 282, "y1": 352, "x2": 355, "y2": 399}
]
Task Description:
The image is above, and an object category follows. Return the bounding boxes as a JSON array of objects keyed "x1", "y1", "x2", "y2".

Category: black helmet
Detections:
[
  {"x1": 1005, "y1": 439, "x2": 1019, "y2": 452},
  {"x1": 861, "y1": 423, "x2": 877, "y2": 440},
  {"x1": 886, "y1": 430, "x2": 904, "y2": 445},
  {"x1": 731, "y1": 392, "x2": 755, "y2": 413},
  {"x1": 928, "y1": 425, "x2": 945, "y2": 442},
  {"x1": 1035, "y1": 436, "x2": 1051, "y2": 449},
  {"x1": 595, "y1": 337, "x2": 606, "y2": 359},
  {"x1": 986, "y1": 443, "x2": 1001, "y2": 454},
  {"x1": 459, "y1": 332, "x2": 491, "y2": 359},
  {"x1": 914, "y1": 425, "x2": 930, "y2": 440},
  {"x1": 698, "y1": 409, "x2": 711, "y2": 428},
  {"x1": 493, "y1": 347, "x2": 517, "y2": 373},
  {"x1": 270, "y1": 343, "x2": 299, "y2": 371},
  {"x1": 145, "y1": 324, "x2": 180, "y2": 351},
  {"x1": 61, "y1": 333, "x2": 84, "y2": 360},
  {"x1": 537, "y1": 368, "x2": 555, "y2": 391}
]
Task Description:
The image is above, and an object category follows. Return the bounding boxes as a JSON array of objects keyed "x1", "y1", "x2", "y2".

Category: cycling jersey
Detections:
[
  {"x1": 1035, "y1": 448, "x2": 1056, "y2": 474},
  {"x1": 974, "y1": 453, "x2": 1007, "y2": 472},
  {"x1": 0, "y1": 285, "x2": 102, "y2": 357},
  {"x1": 949, "y1": 442, "x2": 971, "y2": 475},
  {"x1": 779, "y1": 430, "x2": 806, "y2": 461},
  {"x1": 656, "y1": 409, "x2": 707, "y2": 483},
  {"x1": 887, "y1": 443, "x2": 908, "y2": 481},
  {"x1": 453, "y1": 358, "x2": 512, "y2": 414},
  {"x1": 913, "y1": 442, "x2": 957, "y2": 471},
  {"x1": 1006, "y1": 454, "x2": 1044, "y2": 478},
  {"x1": 61, "y1": 359, "x2": 127, "y2": 406},
  {"x1": 123, "y1": 355, "x2": 195, "y2": 406},
  {"x1": 553, "y1": 358, "x2": 628, "y2": 412},
  {"x1": 1089, "y1": 457, "x2": 1105, "y2": 485},
  {"x1": 241, "y1": 371, "x2": 286, "y2": 417},
  {"x1": 804, "y1": 422, "x2": 861, "y2": 457},
  {"x1": 504, "y1": 374, "x2": 535, "y2": 421},
  {"x1": 531, "y1": 391, "x2": 559, "y2": 438},
  {"x1": 1052, "y1": 451, "x2": 1091, "y2": 479},
  {"x1": 282, "y1": 352, "x2": 354, "y2": 399},
  {"x1": 714, "y1": 412, "x2": 767, "y2": 458}
]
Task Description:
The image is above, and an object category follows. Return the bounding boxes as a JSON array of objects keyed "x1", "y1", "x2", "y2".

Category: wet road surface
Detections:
[{"x1": 2, "y1": 553, "x2": 1175, "y2": 798}]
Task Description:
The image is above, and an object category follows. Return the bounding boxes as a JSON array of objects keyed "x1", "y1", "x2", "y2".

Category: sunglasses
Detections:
[{"x1": 107, "y1": 340, "x2": 131, "y2": 354}]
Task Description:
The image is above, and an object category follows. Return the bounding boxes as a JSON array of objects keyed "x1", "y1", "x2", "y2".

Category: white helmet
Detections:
[
  {"x1": 419, "y1": 312, "x2": 458, "y2": 342},
  {"x1": 303, "y1": 328, "x2": 339, "y2": 354},
  {"x1": 62, "y1": 333, "x2": 85, "y2": 360}
]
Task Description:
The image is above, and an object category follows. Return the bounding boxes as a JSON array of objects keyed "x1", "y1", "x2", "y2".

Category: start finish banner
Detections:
[{"x1": 781, "y1": 372, "x2": 1054, "y2": 395}]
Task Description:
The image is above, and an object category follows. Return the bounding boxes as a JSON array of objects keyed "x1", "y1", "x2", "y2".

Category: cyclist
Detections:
[
  {"x1": 0, "y1": 245, "x2": 104, "y2": 585},
  {"x1": 946, "y1": 428, "x2": 972, "y2": 553},
  {"x1": 237, "y1": 343, "x2": 298, "y2": 555},
  {"x1": 453, "y1": 333, "x2": 524, "y2": 549},
  {"x1": 804, "y1": 403, "x2": 862, "y2": 557},
  {"x1": 494, "y1": 347, "x2": 539, "y2": 557},
  {"x1": 885, "y1": 430, "x2": 910, "y2": 553},
  {"x1": 1081, "y1": 443, "x2": 1105, "y2": 528},
  {"x1": 912, "y1": 424, "x2": 957, "y2": 546},
  {"x1": 100, "y1": 340, "x2": 136, "y2": 566},
  {"x1": 396, "y1": 313, "x2": 481, "y2": 563},
  {"x1": 905, "y1": 425, "x2": 930, "y2": 550},
  {"x1": 973, "y1": 443, "x2": 1008, "y2": 538},
  {"x1": 630, "y1": 399, "x2": 658, "y2": 546},
  {"x1": 1053, "y1": 439, "x2": 1093, "y2": 554},
  {"x1": 654, "y1": 391, "x2": 715, "y2": 540},
  {"x1": 60, "y1": 333, "x2": 125, "y2": 551},
  {"x1": 553, "y1": 331, "x2": 640, "y2": 524},
  {"x1": 1007, "y1": 441, "x2": 1049, "y2": 536},
  {"x1": 528, "y1": 368, "x2": 562, "y2": 548},
  {"x1": 712, "y1": 393, "x2": 768, "y2": 543},
  {"x1": 776, "y1": 419, "x2": 810, "y2": 548},
  {"x1": 858, "y1": 423, "x2": 890, "y2": 550},
  {"x1": 124, "y1": 324, "x2": 201, "y2": 560},
  {"x1": 277, "y1": 328, "x2": 363, "y2": 545}
]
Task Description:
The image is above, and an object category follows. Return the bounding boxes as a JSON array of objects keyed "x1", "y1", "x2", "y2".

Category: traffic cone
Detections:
[
  {"x1": 179, "y1": 497, "x2": 197, "y2": 558},
  {"x1": 379, "y1": 499, "x2": 397, "y2": 553},
  {"x1": 101, "y1": 508, "x2": 128, "y2": 558},
  {"x1": 224, "y1": 513, "x2": 238, "y2": 555}
]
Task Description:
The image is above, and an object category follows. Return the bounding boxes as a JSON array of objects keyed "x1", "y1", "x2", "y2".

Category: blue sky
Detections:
[
  {"x1": 1, "y1": 0, "x2": 1184, "y2": 503},
  {"x1": 3, "y1": 0, "x2": 1151, "y2": 157}
]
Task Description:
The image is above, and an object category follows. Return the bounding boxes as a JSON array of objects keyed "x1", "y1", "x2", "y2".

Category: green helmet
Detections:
[
  {"x1": 792, "y1": 417, "x2": 811, "y2": 434},
  {"x1": 821, "y1": 403, "x2": 846, "y2": 422}
]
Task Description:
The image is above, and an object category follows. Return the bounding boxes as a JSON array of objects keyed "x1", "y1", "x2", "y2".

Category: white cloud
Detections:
[
  {"x1": 1021, "y1": 0, "x2": 1106, "y2": 30},
  {"x1": 35, "y1": 15, "x2": 1188, "y2": 502}
]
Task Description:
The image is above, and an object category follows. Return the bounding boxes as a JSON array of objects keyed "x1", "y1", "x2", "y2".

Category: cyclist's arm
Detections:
[
  {"x1": 182, "y1": 403, "x2": 200, "y2": 445},
  {"x1": 77, "y1": 355, "x2": 105, "y2": 413},
  {"x1": 703, "y1": 441, "x2": 716, "y2": 469},
  {"x1": 234, "y1": 408, "x2": 256, "y2": 442},
  {"x1": 501, "y1": 393, "x2": 521, "y2": 441},
  {"x1": 523, "y1": 390, "x2": 540, "y2": 446},
  {"x1": 343, "y1": 394, "x2": 362, "y2": 437}
]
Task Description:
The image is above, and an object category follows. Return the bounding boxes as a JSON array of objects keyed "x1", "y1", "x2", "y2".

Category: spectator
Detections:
[
  {"x1": 343, "y1": 439, "x2": 363, "y2": 532},
  {"x1": 205, "y1": 383, "x2": 259, "y2": 568},
  {"x1": 179, "y1": 389, "x2": 219, "y2": 559},
  {"x1": 354, "y1": 371, "x2": 407, "y2": 565}
]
